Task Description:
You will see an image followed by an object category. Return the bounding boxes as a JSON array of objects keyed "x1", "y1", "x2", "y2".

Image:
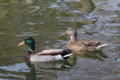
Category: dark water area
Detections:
[{"x1": 0, "y1": 0, "x2": 120, "y2": 80}]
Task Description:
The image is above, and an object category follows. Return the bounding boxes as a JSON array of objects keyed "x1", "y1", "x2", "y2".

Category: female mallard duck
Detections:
[
  {"x1": 61, "y1": 27, "x2": 108, "y2": 53},
  {"x1": 18, "y1": 37, "x2": 73, "y2": 62}
]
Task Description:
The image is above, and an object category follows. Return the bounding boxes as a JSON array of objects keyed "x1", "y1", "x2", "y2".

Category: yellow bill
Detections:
[{"x1": 18, "y1": 41, "x2": 25, "y2": 46}]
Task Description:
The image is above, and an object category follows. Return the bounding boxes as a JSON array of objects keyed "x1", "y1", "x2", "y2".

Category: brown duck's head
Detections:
[{"x1": 61, "y1": 27, "x2": 77, "y2": 36}]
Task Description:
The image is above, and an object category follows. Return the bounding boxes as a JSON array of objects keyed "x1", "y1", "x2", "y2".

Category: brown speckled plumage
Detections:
[{"x1": 62, "y1": 27, "x2": 108, "y2": 52}]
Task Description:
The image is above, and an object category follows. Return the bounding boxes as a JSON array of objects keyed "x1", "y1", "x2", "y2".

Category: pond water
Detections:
[{"x1": 0, "y1": 0, "x2": 120, "y2": 80}]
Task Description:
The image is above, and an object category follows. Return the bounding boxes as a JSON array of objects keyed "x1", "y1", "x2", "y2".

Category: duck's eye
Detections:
[{"x1": 68, "y1": 30, "x2": 71, "y2": 31}]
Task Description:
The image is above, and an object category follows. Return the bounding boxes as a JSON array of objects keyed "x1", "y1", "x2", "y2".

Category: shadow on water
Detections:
[{"x1": 77, "y1": 50, "x2": 108, "y2": 61}]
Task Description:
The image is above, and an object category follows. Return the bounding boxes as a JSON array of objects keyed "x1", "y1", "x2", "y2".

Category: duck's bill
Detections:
[
  {"x1": 18, "y1": 41, "x2": 25, "y2": 46},
  {"x1": 60, "y1": 33, "x2": 67, "y2": 36}
]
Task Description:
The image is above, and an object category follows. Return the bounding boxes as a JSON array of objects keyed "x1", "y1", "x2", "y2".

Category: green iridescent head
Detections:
[{"x1": 18, "y1": 37, "x2": 35, "y2": 51}]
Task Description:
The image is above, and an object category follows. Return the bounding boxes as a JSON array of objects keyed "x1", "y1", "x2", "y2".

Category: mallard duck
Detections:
[
  {"x1": 61, "y1": 27, "x2": 108, "y2": 52},
  {"x1": 18, "y1": 37, "x2": 73, "y2": 62}
]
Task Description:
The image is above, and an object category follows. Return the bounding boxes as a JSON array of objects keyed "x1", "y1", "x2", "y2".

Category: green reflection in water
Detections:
[{"x1": 1, "y1": 0, "x2": 119, "y2": 80}]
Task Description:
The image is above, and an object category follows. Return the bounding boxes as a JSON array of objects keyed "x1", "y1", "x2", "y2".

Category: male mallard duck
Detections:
[
  {"x1": 18, "y1": 37, "x2": 73, "y2": 62},
  {"x1": 61, "y1": 27, "x2": 108, "y2": 53}
]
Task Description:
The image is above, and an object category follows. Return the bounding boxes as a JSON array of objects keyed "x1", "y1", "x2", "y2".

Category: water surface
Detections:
[{"x1": 0, "y1": 0, "x2": 120, "y2": 80}]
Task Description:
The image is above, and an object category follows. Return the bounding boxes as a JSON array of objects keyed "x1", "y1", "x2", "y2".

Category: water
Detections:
[{"x1": 0, "y1": 0, "x2": 120, "y2": 80}]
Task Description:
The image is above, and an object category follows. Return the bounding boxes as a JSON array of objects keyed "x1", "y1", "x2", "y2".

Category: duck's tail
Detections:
[
  {"x1": 61, "y1": 50, "x2": 73, "y2": 60},
  {"x1": 54, "y1": 50, "x2": 73, "y2": 61},
  {"x1": 97, "y1": 44, "x2": 108, "y2": 49}
]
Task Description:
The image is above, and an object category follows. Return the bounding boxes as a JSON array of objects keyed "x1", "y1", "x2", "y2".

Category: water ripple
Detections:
[{"x1": 16, "y1": 32, "x2": 39, "y2": 36}]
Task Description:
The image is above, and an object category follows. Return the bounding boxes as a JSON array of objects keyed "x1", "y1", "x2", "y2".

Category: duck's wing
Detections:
[
  {"x1": 35, "y1": 49, "x2": 64, "y2": 55},
  {"x1": 77, "y1": 39, "x2": 101, "y2": 46}
]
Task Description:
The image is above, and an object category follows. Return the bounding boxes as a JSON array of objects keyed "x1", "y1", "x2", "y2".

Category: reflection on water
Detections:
[
  {"x1": 29, "y1": 53, "x2": 76, "y2": 70},
  {"x1": 16, "y1": 32, "x2": 39, "y2": 36},
  {"x1": 26, "y1": 56, "x2": 76, "y2": 80},
  {"x1": 0, "y1": 0, "x2": 120, "y2": 80},
  {"x1": 26, "y1": 66, "x2": 36, "y2": 80},
  {"x1": 77, "y1": 50, "x2": 108, "y2": 61},
  {"x1": 0, "y1": 56, "x2": 76, "y2": 80}
]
